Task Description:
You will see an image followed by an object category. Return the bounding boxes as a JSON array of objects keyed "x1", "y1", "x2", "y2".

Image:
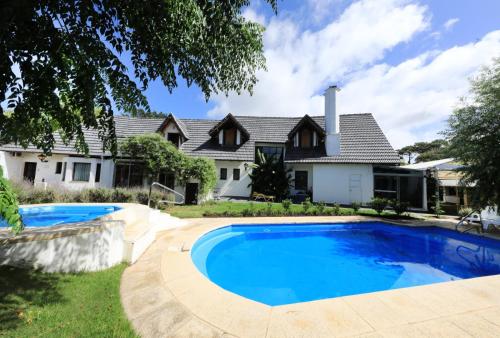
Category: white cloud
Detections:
[
  {"x1": 340, "y1": 31, "x2": 500, "y2": 148},
  {"x1": 207, "y1": 0, "x2": 500, "y2": 149},
  {"x1": 306, "y1": 0, "x2": 346, "y2": 24},
  {"x1": 444, "y1": 18, "x2": 459, "y2": 30},
  {"x1": 209, "y1": 0, "x2": 429, "y2": 118}
]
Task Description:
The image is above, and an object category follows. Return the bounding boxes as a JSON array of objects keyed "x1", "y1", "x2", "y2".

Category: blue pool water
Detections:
[
  {"x1": 1, "y1": 205, "x2": 122, "y2": 227},
  {"x1": 191, "y1": 222, "x2": 500, "y2": 306}
]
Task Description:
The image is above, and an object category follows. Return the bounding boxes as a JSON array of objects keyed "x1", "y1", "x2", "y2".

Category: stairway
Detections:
[{"x1": 123, "y1": 207, "x2": 187, "y2": 264}]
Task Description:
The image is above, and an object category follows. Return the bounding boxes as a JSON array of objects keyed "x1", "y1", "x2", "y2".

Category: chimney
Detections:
[{"x1": 325, "y1": 85, "x2": 341, "y2": 156}]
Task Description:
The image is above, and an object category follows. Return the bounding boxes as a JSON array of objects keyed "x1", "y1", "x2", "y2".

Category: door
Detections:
[
  {"x1": 23, "y1": 162, "x2": 37, "y2": 183},
  {"x1": 185, "y1": 183, "x2": 199, "y2": 205},
  {"x1": 349, "y1": 174, "x2": 362, "y2": 202}
]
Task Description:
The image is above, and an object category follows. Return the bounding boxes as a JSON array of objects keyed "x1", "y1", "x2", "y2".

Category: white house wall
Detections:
[
  {"x1": 0, "y1": 151, "x2": 114, "y2": 190},
  {"x1": 215, "y1": 160, "x2": 251, "y2": 198},
  {"x1": 312, "y1": 164, "x2": 374, "y2": 204}
]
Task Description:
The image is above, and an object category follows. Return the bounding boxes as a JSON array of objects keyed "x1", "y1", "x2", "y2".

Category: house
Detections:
[
  {"x1": 402, "y1": 158, "x2": 474, "y2": 213},
  {"x1": 0, "y1": 86, "x2": 427, "y2": 207}
]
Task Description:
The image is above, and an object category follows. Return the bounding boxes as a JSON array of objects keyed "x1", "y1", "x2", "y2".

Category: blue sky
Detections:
[{"x1": 129, "y1": 0, "x2": 500, "y2": 149}]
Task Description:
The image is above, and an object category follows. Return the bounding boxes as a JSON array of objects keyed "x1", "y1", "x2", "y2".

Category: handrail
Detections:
[
  {"x1": 455, "y1": 209, "x2": 482, "y2": 233},
  {"x1": 148, "y1": 182, "x2": 185, "y2": 207}
]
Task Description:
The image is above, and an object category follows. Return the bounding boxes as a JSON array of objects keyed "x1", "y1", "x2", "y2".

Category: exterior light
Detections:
[{"x1": 37, "y1": 153, "x2": 48, "y2": 162}]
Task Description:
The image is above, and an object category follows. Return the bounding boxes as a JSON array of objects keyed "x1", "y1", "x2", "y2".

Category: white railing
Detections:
[{"x1": 148, "y1": 182, "x2": 185, "y2": 207}]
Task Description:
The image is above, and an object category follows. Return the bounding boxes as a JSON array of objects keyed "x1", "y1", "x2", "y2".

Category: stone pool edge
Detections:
[{"x1": 122, "y1": 216, "x2": 500, "y2": 337}]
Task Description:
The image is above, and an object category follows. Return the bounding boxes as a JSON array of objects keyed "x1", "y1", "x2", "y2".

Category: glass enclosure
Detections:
[{"x1": 373, "y1": 166, "x2": 424, "y2": 209}]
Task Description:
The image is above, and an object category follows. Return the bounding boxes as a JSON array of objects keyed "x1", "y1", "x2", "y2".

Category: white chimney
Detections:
[{"x1": 325, "y1": 85, "x2": 341, "y2": 156}]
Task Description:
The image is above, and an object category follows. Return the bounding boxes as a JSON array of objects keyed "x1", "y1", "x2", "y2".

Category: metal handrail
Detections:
[
  {"x1": 455, "y1": 209, "x2": 482, "y2": 233},
  {"x1": 148, "y1": 182, "x2": 185, "y2": 207}
]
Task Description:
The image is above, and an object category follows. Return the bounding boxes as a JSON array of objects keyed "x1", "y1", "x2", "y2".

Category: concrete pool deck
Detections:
[{"x1": 120, "y1": 216, "x2": 500, "y2": 337}]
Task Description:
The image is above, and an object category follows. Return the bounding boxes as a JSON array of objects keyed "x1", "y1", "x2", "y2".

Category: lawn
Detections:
[
  {"x1": 0, "y1": 264, "x2": 136, "y2": 338},
  {"x1": 166, "y1": 201, "x2": 408, "y2": 219}
]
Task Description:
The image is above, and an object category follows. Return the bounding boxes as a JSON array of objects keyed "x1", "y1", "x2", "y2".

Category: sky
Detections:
[{"x1": 135, "y1": 0, "x2": 500, "y2": 149}]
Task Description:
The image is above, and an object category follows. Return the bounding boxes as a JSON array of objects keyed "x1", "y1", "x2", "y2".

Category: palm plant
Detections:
[{"x1": 248, "y1": 150, "x2": 293, "y2": 201}]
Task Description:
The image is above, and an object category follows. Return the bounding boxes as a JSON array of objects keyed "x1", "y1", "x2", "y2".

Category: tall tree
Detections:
[
  {"x1": 444, "y1": 58, "x2": 500, "y2": 208},
  {"x1": 0, "y1": 0, "x2": 277, "y2": 155},
  {"x1": 397, "y1": 139, "x2": 450, "y2": 164}
]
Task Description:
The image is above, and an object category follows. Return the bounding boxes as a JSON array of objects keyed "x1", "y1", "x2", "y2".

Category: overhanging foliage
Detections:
[
  {"x1": 444, "y1": 58, "x2": 500, "y2": 208},
  {"x1": 1, "y1": 0, "x2": 277, "y2": 156}
]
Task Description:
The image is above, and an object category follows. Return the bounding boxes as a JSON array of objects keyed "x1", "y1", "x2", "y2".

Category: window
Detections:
[
  {"x1": 167, "y1": 133, "x2": 180, "y2": 147},
  {"x1": 447, "y1": 186, "x2": 457, "y2": 196},
  {"x1": 220, "y1": 168, "x2": 227, "y2": 180},
  {"x1": 233, "y1": 168, "x2": 240, "y2": 181},
  {"x1": 300, "y1": 129, "x2": 312, "y2": 148},
  {"x1": 255, "y1": 146, "x2": 284, "y2": 162},
  {"x1": 159, "y1": 171, "x2": 175, "y2": 189},
  {"x1": 62, "y1": 162, "x2": 67, "y2": 181},
  {"x1": 295, "y1": 171, "x2": 308, "y2": 191},
  {"x1": 55, "y1": 162, "x2": 62, "y2": 174},
  {"x1": 95, "y1": 163, "x2": 101, "y2": 183},
  {"x1": 374, "y1": 175, "x2": 397, "y2": 200},
  {"x1": 72, "y1": 162, "x2": 91, "y2": 182},
  {"x1": 114, "y1": 163, "x2": 145, "y2": 187},
  {"x1": 223, "y1": 128, "x2": 236, "y2": 146}
]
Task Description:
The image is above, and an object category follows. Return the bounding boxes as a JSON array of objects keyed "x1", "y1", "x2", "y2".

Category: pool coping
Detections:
[
  {"x1": 0, "y1": 203, "x2": 147, "y2": 245},
  {"x1": 121, "y1": 216, "x2": 500, "y2": 337}
]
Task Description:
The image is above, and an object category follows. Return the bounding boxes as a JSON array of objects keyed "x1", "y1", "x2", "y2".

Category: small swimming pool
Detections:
[
  {"x1": 1, "y1": 205, "x2": 122, "y2": 228},
  {"x1": 191, "y1": 222, "x2": 500, "y2": 306}
]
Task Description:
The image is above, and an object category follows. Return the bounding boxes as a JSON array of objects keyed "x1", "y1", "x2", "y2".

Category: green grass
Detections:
[
  {"x1": 166, "y1": 201, "x2": 409, "y2": 219},
  {"x1": 0, "y1": 264, "x2": 137, "y2": 338}
]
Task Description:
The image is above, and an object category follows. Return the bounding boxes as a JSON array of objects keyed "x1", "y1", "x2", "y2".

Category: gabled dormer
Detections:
[
  {"x1": 157, "y1": 113, "x2": 190, "y2": 147},
  {"x1": 208, "y1": 113, "x2": 249, "y2": 147},
  {"x1": 288, "y1": 115, "x2": 325, "y2": 149}
]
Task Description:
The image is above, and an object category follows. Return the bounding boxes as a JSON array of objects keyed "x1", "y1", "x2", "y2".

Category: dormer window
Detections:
[
  {"x1": 167, "y1": 133, "x2": 180, "y2": 147},
  {"x1": 301, "y1": 128, "x2": 312, "y2": 148},
  {"x1": 157, "y1": 113, "x2": 190, "y2": 147},
  {"x1": 288, "y1": 115, "x2": 324, "y2": 149},
  {"x1": 224, "y1": 128, "x2": 237, "y2": 146},
  {"x1": 209, "y1": 113, "x2": 249, "y2": 147}
]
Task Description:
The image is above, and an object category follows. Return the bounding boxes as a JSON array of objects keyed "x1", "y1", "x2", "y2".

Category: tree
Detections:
[
  {"x1": 134, "y1": 109, "x2": 169, "y2": 119},
  {"x1": 444, "y1": 58, "x2": 500, "y2": 208},
  {"x1": 397, "y1": 139, "x2": 450, "y2": 164},
  {"x1": 1, "y1": 0, "x2": 277, "y2": 156},
  {"x1": 120, "y1": 133, "x2": 184, "y2": 179},
  {"x1": 248, "y1": 150, "x2": 292, "y2": 201},
  {"x1": 120, "y1": 133, "x2": 216, "y2": 199},
  {"x1": 0, "y1": 166, "x2": 23, "y2": 234}
]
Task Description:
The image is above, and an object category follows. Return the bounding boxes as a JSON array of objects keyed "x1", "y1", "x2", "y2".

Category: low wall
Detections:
[{"x1": 0, "y1": 220, "x2": 125, "y2": 272}]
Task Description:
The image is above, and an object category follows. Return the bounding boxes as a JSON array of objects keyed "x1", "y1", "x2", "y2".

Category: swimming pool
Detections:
[
  {"x1": 1, "y1": 205, "x2": 122, "y2": 228},
  {"x1": 191, "y1": 222, "x2": 500, "y2": 306}
]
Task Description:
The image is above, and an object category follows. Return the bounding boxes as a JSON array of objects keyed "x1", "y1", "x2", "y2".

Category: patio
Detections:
[{"x1": 120, "y1": 216, "x2": 500, "y2": 337}]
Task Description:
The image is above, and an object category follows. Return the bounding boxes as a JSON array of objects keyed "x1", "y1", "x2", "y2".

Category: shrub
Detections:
[
  {"x1": 266, "y1": 202, "x2": 273, "y2": 214},
  {"x1": 84, "y1": 188, "x2": 112, "y2": 202},
  {"x1": 242, "y1": 208, "x2": 253, "y2": 216},
  {"x1": 433, "y1": 205, "x2": 444, "y2": 218},
  {"x1": 333, "y1": 203, "x2": 341, "y2": 216},
  {"x1": 316, "y1": 201, "x2": 326, "y2": 214},
  {"x1": 390, "y1": 199, "x2": 409, "y2": 216},
  {"x1": 458, "y1": 207, "x2": 473, "y2": 218},
  {"x1": 134, "y1": 190, "x2": 150, "y2": 205},
  {"x1": 24, "y1": 189, "x2": 56, "y2": 204},
  {"x1": 281, "y1": 199, "x2": 292, "y2": 211},
  {"x1": 111, "y1": 188, "x2": 133, "y2": 202},
  {"x1": 370, "y1": 197, "x2": 388, "y2": 215},
  {"x1": 302, "y1": 197, "x2": 312, "y2": 213},
  {"x1": 351, "y1": 201, "x2": 361, "y2": 213}
]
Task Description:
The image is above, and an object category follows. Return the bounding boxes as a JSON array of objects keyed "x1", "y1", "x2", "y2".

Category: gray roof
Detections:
[{"x1": 0, "y1": 113, "x2": 400, "y2": 164}]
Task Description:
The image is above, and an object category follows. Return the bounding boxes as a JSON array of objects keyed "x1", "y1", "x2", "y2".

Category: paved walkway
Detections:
[{"x1": 120, "y1": 216, "x2": 500, "y2": 337}]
